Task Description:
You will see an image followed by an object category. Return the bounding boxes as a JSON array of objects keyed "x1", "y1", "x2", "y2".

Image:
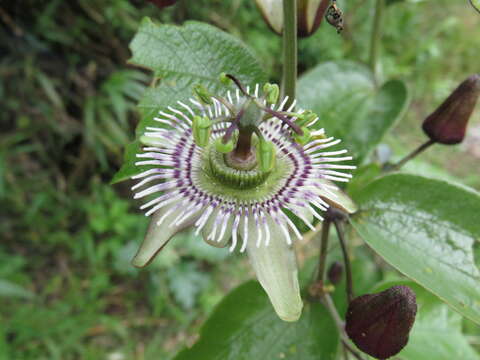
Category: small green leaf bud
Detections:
[
  {"x1": 256, "y1": 138, "x2": 276, "y2": 172},
  {"x1": 219, "y1": 72, "x2": 232, "y2": 86},
  {"x1": 192, "y1": 115, "x2": 212, "y2": 147},
  {"x1": 215, "y1": 136, "x2": 237, "y2": 154},
  {"x1": 293, "y1": 127, "x2": 311, "y2": 145},
  {"x1": 193, "y1": 84, "x2": 213, "y2": 105},
  {"x1": 263, "y1": 83, "x2": 280, "y2": 104}
]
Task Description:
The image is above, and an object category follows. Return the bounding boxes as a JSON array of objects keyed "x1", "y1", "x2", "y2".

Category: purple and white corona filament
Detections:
[{"x1": 131, "y1": 80, "x2": 356, "y2": 321}]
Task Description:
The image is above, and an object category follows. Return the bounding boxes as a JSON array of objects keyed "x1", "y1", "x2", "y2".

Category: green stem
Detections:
[
  {"x1": 322, "y1": 294, "x2": 365, "y2": 360},
  {"x1": 469, "y1": 0, "x2": 480, "y2": 14},
  {"x1": 282, "y1": 0, "x2": 298, "y2": 109},
  {"x1": 388, "y1": 139, "x2": 435, "y2": 171},
  {"x1": 369, "y1": 0, "x2": 385, "y2": 83},
  {"x1": 316, "y1": 220, "x2": 331, "y2": 285}
]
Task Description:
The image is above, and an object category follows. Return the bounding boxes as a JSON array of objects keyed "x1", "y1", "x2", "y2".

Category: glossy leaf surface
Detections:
[
  {"x1": 297, "y1": 61, "x2": 409, "y2": 164},
  {"x1": 173, "y1": 281, "x2": 339, "y2": 360},
  {"x1": 351, "y1": 174, "x2": 480, "y2": 324}
]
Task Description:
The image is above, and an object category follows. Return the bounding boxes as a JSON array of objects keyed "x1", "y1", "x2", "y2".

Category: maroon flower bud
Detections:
[
  {"x1": 255, "y1": 0, "x2": 331, "y2": 37},
  {"x1": 422, "y1": 74, "x2": 480, "y2": 145},
  {"x1": 147, "y1": 0, "x2": 178, "y2": 8},
  {"x1": 327, "y1": 261, "x2": 343, "y2": 284},
  {"x1": 345, "y1": 285, "x2": 417, "y2": 359}
]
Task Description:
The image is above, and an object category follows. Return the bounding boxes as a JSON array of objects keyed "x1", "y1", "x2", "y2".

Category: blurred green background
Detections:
[{"x1": 1, "y1": 0, "x2": 479, "y2": 359}]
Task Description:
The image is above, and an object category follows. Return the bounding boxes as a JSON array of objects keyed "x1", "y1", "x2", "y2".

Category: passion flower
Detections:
[{"x1": 131, "y1": 77, "x2": 355, "y2": 321}]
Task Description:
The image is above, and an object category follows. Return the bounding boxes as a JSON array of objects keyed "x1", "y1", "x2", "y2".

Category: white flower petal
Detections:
[{"x1": 246, "y1": 216, "x2": 303, "y2": 322}]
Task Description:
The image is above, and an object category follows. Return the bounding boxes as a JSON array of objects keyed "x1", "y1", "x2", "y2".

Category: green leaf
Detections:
[
  {"x1": 0, "y1": 279, "x2": 34, "y2": 299},
  {"x1": 174, "y1": 229, "x2": 230, "y2": 263},
  {"x1": 374, "y1": 280, "x2": 480, "y2": 360},
  {"x1": 111, "y1": 140, "x2": 142, "y2": 184},
  {"x1": 297, "y1": 61, "x2": 409, "y2": 164},
  {"x1": 386, "y1": 0, "x2": 405, "y2": 5},
  {"x1": 112, "y1": 18, "x2": 267, "y2": 182},
  {"x1": 350, "y1": 174, "x2": 480, "y2": 324},
  {"x1": 173, "y1": 281, "x2": 339, "y2": 360},
  {"x1": 167, "y1": 262, "x2": 210, "y2": 310}
]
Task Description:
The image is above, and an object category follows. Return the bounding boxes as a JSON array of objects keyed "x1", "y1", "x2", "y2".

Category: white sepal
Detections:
[{"x1": 246, "y1": 216, "x2": 303, "y2": 322}]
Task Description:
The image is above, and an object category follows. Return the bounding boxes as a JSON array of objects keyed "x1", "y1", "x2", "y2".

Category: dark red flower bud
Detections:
[
  {"x1": 255, "y1": 0, "x2": 331, "y2": 37},
  {"x1": 327, "y1": 261, "x2": 343, "y2": 284},
  {"x1": 422, "y1": 74, "x2": 480, "y2": 144},
  {"x1": 345, "y1": 285, "x2": 417, "y2": 359},
  {"x1": 147, "y1": 0, "x2": 178, "y2": 8}
]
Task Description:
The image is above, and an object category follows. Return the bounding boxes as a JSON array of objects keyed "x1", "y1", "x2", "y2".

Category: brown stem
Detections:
[
  {"x1": 309, "y1": 221, "x2": 331, "y2": 299},
  {"x1": 334, "y1": 219, "x2": 354, "y2": 303}
]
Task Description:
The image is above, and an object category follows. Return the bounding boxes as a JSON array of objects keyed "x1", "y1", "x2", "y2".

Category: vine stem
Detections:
[
  {"x1": 333, "y1": 219, "x2": 354, "y2": 303},
  {"x1": 389, "y1": 139, "x2": 435, "y2": 171},
  {"x1": 469, "y1": 0, "x2": 480, "y2": 14},
  {"x1": 323, "y1": 294, "x2": 364, "y2": 360},
  {"x1": 368, "y1": 0, "x2": 385, "y2": 84},
  {"x1": 282, "y1": 0, "x2": 297, "y2": 109},
  {"x1": 316, "y1": 220, "x2": 331, "y2": 285}
]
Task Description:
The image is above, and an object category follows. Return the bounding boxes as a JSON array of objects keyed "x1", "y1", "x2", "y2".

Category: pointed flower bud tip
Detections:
[
  {"x1": 327, "y1": 261, "x2": 343, "y2": 285},
  {"x1": 422, "y1": 74, "x2": 480, "y2": 145},
  {"x1": 345, "y1": 285, "x2": 417, "y2": 359}
]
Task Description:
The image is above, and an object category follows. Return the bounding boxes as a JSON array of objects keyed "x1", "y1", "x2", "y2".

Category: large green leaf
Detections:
[
  {"x1": 112, "y1": 18, "x2": 266, "y2": 183},
  {"x1": 351, "y1": 174, "x2": 480, "y2": 324},
  {"x1": 374, "y1": 280, "x2": 480, "y2": 360},
  {"x1": 297, "y1": 61, "x2": 409, "y2": 164},
  {"x1": 173, "y1": 281, "x2": 339, "y2": 360}
]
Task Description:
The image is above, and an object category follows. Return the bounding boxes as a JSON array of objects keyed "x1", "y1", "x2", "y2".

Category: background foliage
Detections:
[{"x1": 1, "y1": 0, "x2": 479, "y2": 359}]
